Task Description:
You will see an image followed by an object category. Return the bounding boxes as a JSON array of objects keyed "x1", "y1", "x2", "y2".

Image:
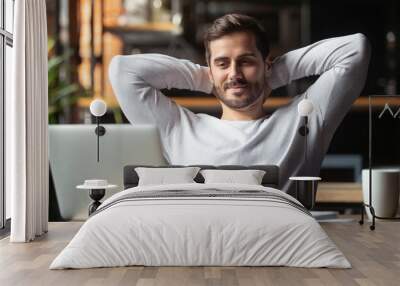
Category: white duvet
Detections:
[{"x1": 50, "y1": 183, "x2": 350, "y2": 269}]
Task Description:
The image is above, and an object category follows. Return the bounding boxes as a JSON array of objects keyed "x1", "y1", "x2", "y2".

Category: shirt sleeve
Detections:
[
  {"x1": 267, "y1": 33, "x2": 371, "y2": 142},
  {"x1": 108, "y1": 53, "x2": 213, "y2": 136}
]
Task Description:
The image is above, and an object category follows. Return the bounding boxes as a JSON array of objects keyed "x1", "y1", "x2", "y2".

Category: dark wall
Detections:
[{"x1": 310, "y1": 0, "x2": 399, "y2": 95}]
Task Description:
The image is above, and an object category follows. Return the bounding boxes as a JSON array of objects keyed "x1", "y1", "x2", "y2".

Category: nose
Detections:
[{"x1": 228, "y1": 62, "x2": 242, "y2": 80}]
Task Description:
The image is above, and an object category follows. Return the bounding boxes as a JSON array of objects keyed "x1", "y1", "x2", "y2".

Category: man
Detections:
[{"x1": 109, "y1": 14, "x2": 370, "y2": 195}]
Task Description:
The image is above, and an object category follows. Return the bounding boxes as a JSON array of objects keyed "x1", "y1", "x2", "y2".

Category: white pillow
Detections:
[
  {"x1": 135, "y1": 167, "x2": 201, "y2": 186},
  {"x1": 200, "y1": 169, "x2": 266, "y2": 185}
]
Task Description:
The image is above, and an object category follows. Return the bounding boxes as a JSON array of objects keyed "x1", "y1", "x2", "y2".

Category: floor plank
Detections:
[{"x1": 0, "y1": 219, "x2": 399, "y2": 286}]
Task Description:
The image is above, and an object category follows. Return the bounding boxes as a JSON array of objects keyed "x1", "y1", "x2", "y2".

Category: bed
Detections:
[{"x1": 50, "y1": 165, "x2": 350, "y2": 269}]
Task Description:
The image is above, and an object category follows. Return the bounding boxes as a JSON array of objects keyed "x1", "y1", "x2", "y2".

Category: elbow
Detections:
[
  {"x1": 108, "y1": 54, "x2": 144, "y2": 84},
  {"x1": 108, "y1": 55, "x2": 130, "y2": 103},
  {"x1": 353, "y1": 33, "x2": 371, "y2": 66},
  {"x1": 108, "y1": 55, "x2": 124, "y2": 86},
  {"x1": 108, "y1": 54, "x2": 145, "y2": 104},
  {"x1": 108, "y1": 55, "x2": 137, "y2": 90}
]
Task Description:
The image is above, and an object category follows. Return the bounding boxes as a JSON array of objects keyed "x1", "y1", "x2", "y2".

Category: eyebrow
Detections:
[{"x1": 213, "y1": 53, "x2": 258, "y2": 63}]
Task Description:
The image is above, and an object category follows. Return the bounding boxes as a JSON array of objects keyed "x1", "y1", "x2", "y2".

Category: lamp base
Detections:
[
  {"x1": 289, "y1": 177, "x2": 321, "y2": 210},
  {"x1": 298, "y1": 126, "x2": 309, "y2": 136},
  {"x1": 95, "y1": 126, "x2": 106, "y2": 136},
  {"x1": 88, "y1": 189, "x2": 105, "y2": 215}
]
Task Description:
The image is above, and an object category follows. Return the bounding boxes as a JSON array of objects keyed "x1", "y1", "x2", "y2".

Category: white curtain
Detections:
[{"x1": 7, "y1": 0, "x2": 48, "y2": 242}]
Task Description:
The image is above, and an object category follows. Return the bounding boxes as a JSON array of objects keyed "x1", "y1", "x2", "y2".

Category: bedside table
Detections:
[
  {"x1": 77, "y1": 180, "x2": 117, "y2": 215},
  {"x1": 289, "y1": 176, "x2": 321, "y2": 210}
]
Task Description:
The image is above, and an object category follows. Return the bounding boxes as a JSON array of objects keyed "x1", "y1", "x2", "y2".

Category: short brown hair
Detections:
[{"x1": 204, "y1": 14, "x2": 270, "y2": 65}]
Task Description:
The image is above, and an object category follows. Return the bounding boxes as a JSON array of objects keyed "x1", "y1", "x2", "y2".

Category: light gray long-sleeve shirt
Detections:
[{"x1": 109, "y1": 33, "x2": 371, "y2": 194}]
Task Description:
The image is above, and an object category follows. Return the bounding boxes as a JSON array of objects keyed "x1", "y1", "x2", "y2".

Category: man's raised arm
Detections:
[
  {"x1": 267, "y1": 33, "x2": 371, "y2": 138},
  {"x1": 108, "y1": 54, "x2": 212, "y2": 134}
]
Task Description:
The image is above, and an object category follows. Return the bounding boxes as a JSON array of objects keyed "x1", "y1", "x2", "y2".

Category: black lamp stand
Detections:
[
  {"x1": 94, "y1": 116, "x2": 106, "y2": 162},
  {"x1": 298, "y1": 115, "x2": 309, "y2": 172}
]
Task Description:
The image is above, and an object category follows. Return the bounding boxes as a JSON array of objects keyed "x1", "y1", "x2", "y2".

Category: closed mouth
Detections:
[{"x1": 227, "y1": 84, "x2": 248, "y2": 90}]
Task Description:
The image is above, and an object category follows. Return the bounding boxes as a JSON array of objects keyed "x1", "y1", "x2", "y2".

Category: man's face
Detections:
[{"x1": 208, "y1": 31, "x2": 268, "y2": 110}]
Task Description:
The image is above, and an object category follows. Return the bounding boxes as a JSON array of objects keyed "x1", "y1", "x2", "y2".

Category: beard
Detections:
[{"x1": 214, "y1": 77, "x2": 265, "y2": 109}]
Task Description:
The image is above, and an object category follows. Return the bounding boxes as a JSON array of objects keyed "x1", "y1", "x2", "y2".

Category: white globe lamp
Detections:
[
  {"x1": 90, "y1": 99, "x2": 107, "y2": 117},
  {"x1": 298, "y1": 98, "x2": 314, "y2": 116}
]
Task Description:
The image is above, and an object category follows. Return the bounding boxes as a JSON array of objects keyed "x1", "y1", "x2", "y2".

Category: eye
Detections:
[
  {"x1": 216, "y1": 62, "x2": 228, "y2": 69},
  {"x1": 240, "y1": 59, "x2": 253, "y2": 65}
]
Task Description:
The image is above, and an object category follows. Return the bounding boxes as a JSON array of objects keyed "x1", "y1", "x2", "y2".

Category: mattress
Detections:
[{"x1": 50, "y1": 183, "x2": 350, "y2": 269}]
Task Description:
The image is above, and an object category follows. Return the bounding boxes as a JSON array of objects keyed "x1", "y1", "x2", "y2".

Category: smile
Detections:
[{"x1": 227, "y1": 84, "x2": 248, "y2": 90}]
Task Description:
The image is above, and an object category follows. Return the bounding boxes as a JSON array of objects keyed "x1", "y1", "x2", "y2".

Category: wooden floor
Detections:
[{"x1": 0, "y1": 218, "x2": 399, "y2": 286}]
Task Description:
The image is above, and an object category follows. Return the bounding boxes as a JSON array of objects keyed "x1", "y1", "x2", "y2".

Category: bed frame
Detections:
[{"x1": 123, "y1": 165, "x2": 279, "y2": 189}]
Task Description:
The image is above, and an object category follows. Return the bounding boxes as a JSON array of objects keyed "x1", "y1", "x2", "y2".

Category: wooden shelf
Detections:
[
  {"x1": 79, "y1": 97, "x2": 120, "y2": 110},
  {"x1": 78, "y1": 96, "x2": 293, "y2": 110},
  {"x1": 78, "y1": 96, "x2": 400, "y2": 111},
  {"x1": 316, "y1": 182, "x2": 362, "y2": 203},
  {"x1": 104, "y1": 22, "x2": 179, "y2": 33}
]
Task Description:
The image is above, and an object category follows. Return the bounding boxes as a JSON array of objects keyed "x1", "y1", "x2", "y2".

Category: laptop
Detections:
[{"x1": 49, "y1": 124, "x2": 167, "y2": 220}]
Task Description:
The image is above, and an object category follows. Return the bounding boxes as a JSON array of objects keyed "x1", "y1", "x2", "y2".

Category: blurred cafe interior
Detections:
[{"x1": 44, "y1": 0, "x2": 400, "y2": 217}]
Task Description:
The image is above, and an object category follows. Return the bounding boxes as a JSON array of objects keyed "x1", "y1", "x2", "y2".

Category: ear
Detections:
[
  {"x1": 207, "y1": 66, "x2": 214, "y2": 84},
  {"x1": 264, "y1": 60, "x2": 272, "y2": 79}
]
